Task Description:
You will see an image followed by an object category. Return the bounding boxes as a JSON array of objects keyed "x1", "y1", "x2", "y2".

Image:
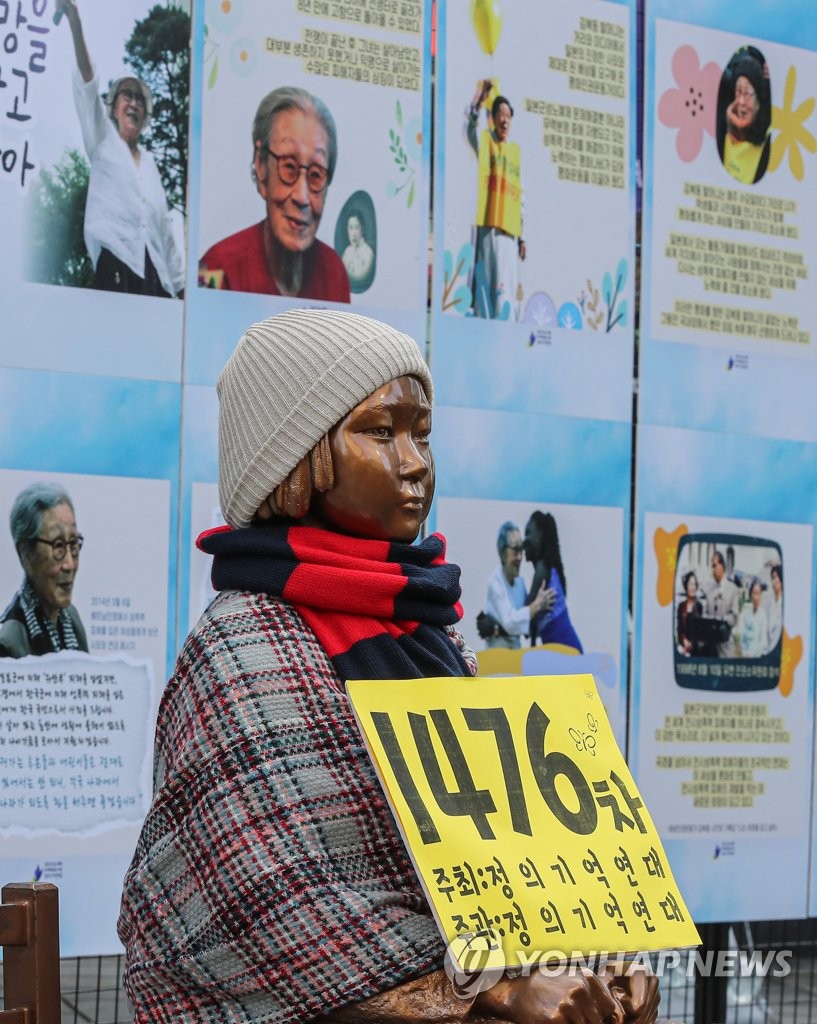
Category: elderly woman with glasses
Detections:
[
  {"x1": 477, "y1": 520, "x2": 551, "y2": 649},
  {"x1": 716, "y1": 45, "x2": 772, "y2": 185},
  {"x1": 56, "y1": 0, "x2": 184, "y2": 298},
  {"x1": 199, "y1": 86, "x2": 351, "y2": 301},
  {"x1": 0, "y1": 482, "x2": 88, "y2": 659}
]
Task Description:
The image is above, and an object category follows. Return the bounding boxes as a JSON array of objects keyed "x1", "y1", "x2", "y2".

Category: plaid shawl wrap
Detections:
[{"x1": 118, "y1": 534, "x2": 475, "y2": 1024}]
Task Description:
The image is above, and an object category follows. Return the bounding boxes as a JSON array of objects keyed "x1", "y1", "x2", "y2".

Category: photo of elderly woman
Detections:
[
  {"x1": 0, "y1": 482, "x2": 88, "y2": 658},
  {"x1": 676, "y1": 570, "x2": 703, "y2": 656},
  {"x1": 32, "y1": 0, "x2": 189, "y2": 297},
  {"x1": 199, "y1": 86, "x2": 350, "y2": 301},
  {"x1": 716, "y1": 45, "x2": 772, "y2": 185}
]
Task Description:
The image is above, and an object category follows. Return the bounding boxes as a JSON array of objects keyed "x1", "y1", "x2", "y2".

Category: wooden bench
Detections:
[{"x1": 0, "y1": 883, "x2": 60, "y2": 1024}]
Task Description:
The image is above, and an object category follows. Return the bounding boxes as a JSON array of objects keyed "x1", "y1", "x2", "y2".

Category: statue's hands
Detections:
[
  {"x1": 474, "y1": 969, "x2": 620, "y2": 1024},
  {"x1": 600, "y1": 964, "x2": 660, "y2": 1024}
]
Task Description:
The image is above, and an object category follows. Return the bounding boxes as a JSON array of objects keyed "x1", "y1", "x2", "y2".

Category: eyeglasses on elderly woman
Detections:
[
  {"x1": 34, "y1": 535, "x2": 84, "y2": 561},
  {"x1": 116, "y1": 87, "x2": 146, "y2": 109},
  {"x1": 264, "y1": 147, "x2": 329, "y2": 192}
]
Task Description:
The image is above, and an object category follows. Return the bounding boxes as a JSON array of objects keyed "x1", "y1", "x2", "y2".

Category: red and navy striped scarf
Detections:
[{"x1": 197, "y1": 524, "x2": 471, "y2": 680}]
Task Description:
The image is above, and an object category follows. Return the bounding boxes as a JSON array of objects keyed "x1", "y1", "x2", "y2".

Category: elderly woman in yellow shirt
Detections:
[{"x1": 717, "y1": 47, "x2": 772, "y2": 185}]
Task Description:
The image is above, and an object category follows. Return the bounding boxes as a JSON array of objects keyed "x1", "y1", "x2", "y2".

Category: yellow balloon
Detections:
[{"x1": 471, "y1": 0, "x2": 502, "y2": 56}]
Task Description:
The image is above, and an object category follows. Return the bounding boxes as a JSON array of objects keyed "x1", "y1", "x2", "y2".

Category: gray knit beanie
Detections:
[{"x1": 217, "y1": 308, "x2": 433, "y2": 528}]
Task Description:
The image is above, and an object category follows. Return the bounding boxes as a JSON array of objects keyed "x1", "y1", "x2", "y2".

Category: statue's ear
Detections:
[
  {"x1": 256, "y1": 438, "x2": 334, "y2": 524},
  {"x1": 309, "y1": 434, "x2": 334, "y2": 494},
  {"x1": 269, "y1": 458, "x2": 313, "y2": 520}
]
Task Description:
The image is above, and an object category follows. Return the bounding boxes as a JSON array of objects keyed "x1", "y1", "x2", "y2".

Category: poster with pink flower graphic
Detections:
[
  {"x1": 640, "y1": 4, "x2": 817, "y2": 444},
  {"x1": 184, "y1": 0, "x2": 432, "y2": 387}
]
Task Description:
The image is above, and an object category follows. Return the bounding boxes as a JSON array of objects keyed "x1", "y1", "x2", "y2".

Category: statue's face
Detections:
[{"x1": 309, "y1": 375, "x2": 434, "y2": 542}]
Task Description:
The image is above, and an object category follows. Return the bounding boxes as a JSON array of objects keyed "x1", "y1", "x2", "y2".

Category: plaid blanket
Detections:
[{"x1": 118, "y1": 563, "x2": 475, "y2": 1021}]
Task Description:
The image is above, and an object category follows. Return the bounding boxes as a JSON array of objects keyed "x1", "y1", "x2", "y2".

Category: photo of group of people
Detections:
[{"x1": 672, "y1": 533, "x2": 783, "y2": 690}]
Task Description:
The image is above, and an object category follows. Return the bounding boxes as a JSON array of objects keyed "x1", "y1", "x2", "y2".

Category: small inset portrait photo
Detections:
[
  {"x1": 716, "y1": 45, "x2": 772, "y2": 185},
  {"x1": 673, "y1": 532, "x2": 783, "y2": 691},
  {"x1": 0, "y1": 481, "x2": 87, "y2": 658},
  {"x1": 334, "y1": 191, "x2": 377, "y2": 295}
]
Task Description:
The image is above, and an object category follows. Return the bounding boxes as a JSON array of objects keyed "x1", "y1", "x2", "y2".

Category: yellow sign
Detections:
[{"x1": 346, "y1": 673, "x2": 700, "y2": 972}]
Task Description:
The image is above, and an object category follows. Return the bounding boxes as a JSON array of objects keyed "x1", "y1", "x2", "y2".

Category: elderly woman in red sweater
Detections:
[{"x1": 118, "y1": 309, "x2": 657, "y2": 1024}]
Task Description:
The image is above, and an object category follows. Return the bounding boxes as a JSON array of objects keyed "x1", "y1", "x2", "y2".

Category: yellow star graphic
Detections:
[
  {"x1": 770, "y1": 65, "x2": 817, "y2": 181},
  {"x1": 778, "y1": 629, "x2": 802, "y2": 697},
  {"x1": 653, "y1": 525, "x2": 688, "y2": 607}
]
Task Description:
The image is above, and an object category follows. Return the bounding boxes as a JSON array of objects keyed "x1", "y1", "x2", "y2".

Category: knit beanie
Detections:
[{"x1": 217, "y1": 308, "x2": 433, "y2": 528}]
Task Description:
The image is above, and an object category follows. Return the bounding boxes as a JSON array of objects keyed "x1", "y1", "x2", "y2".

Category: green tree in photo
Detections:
[
  {"x1": 26, "y1": 148, "x2": 94, "y2": 288},
  {"x1": 125, "y1": 4, "x2": 191, "y2": 215}
]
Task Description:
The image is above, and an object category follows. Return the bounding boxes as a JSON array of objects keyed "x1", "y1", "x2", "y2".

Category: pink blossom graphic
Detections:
[{"x1": 658, "y1": 45, "x2": 721, "y2": 161}]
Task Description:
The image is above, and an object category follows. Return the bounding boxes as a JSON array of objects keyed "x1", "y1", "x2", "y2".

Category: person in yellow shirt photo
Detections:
[
  {"x1": 466, "y1": 80, "x2": 525, "y2": 320},
  {"x1": 716, "y1": 45, "x2": 772, "y2": 185}
]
